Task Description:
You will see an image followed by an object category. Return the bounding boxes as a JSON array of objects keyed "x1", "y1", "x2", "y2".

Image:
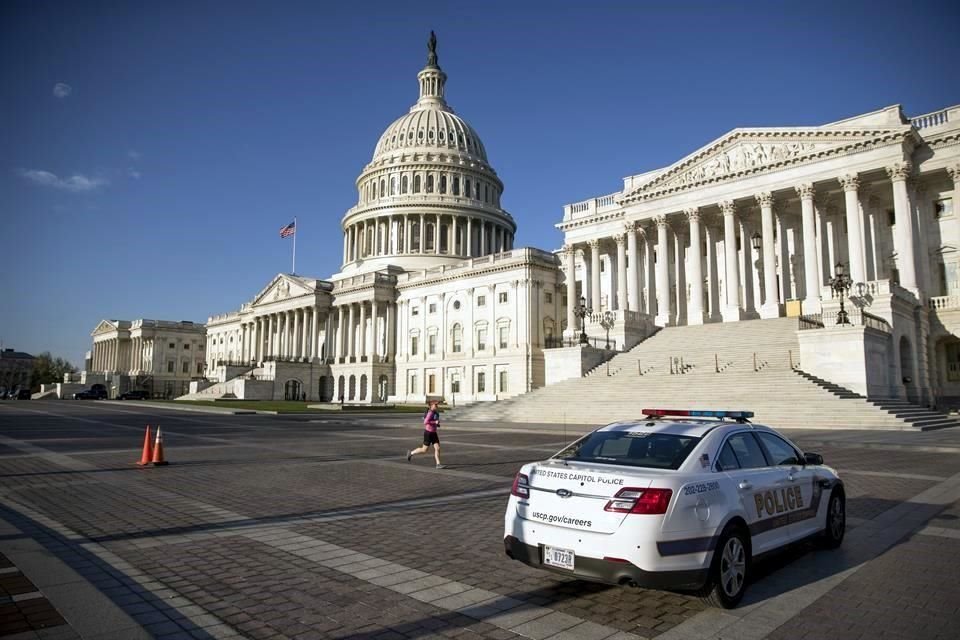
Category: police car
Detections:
[{"x1": 503, "y1": 409, "x2": 845, "y2": 608}]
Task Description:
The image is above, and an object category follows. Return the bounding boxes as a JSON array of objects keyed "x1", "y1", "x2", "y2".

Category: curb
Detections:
[{"x1": 103, "y1": 401, "x2": 277, "y2": 415}]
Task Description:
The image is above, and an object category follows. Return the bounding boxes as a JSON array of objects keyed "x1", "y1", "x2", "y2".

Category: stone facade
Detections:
[
  {"x1": 561, "y1": 104, "x2": 960, "y2": 407},
  {"x1": 88, "y1": 319, "x2": 207, "y2": 398},
  {"x1": 0, "y1": 349, "x2": 35, "y2": 393}
]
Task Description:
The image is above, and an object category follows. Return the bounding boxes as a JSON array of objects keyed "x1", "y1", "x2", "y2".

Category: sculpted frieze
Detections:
[{"x1": 664, "y1": 141, "x2": 819, "y2": 188}]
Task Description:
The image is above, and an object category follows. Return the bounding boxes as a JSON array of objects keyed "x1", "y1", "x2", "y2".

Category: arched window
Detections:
[
  {"x1": 390, "y1": 177, "x2": 397, "y2": 195},
  {"x1": 439, "y1": 175, "x2": 447, "y2": 194},
  {"x1": 414, "y1": 175, "x2": 421, "y2": 193},
  {"x1": 465, "y1": 179, "x2": 471, "y2": 199},
  {"x1": 426, "y1": 175, "x2": 434, "y2": 193},
  {"x1": 372, "y1": 181, "x2": 377, "y2": 199},
  {"x1": 451, "y1": 323, "x2": 462, "y2": 353},
  {"x1": 425, "y1": 224, "x2": 435, "y2": 251},
  {"x1": 452, "y1": 177, "x2": 460, "y2": 196},
  {"x1": 401, "y1": 175, "x2": 408, "y2": 194},
  {"x1": 379, "y1": 179, "x2": 385, "y2": 197}
]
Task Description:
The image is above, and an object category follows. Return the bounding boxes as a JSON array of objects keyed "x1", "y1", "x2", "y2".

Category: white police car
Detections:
[{"x1": 503, "y1": 409, "x2": 845, "y2": 608}]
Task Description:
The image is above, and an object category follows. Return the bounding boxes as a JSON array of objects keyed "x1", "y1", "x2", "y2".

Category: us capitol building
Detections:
[{"x1": 84, "y1": 36, "x2": 960, "y2": 410}]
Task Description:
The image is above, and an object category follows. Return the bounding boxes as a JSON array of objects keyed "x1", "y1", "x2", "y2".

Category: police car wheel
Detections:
[
  {"x1": 819, "y1": 488, "x2": 845, "y2": 549},
  {"x1": 699, "y1": 526, "x2": 750, "y2": 608}
]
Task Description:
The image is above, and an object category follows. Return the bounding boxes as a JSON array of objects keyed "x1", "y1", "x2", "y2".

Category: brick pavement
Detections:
[{"x1": 0, "y1": 401, "x2": 959, "y2": 639}]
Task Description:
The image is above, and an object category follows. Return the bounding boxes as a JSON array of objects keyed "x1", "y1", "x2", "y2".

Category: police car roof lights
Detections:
[{"x1": 642, "y1": 408, "x2": 754, "y2": 422}]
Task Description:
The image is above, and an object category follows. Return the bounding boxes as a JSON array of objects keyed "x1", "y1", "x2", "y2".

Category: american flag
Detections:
[{"x1": 279, "y1": 220, "x2": 296, "y2": 238}]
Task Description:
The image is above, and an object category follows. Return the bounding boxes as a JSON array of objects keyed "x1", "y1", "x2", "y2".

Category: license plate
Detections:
[{"x1": 543, "y1": 545, "x2": 575, "y2": 570}]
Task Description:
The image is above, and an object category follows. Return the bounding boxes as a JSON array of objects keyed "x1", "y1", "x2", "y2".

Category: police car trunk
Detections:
[{"x1": 504, "y1": 416, "x2": 733, "y2": 590}]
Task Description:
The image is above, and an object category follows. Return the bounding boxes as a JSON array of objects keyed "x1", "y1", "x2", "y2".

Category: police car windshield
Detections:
[{"x1": 554, "y1": 431, "x2": 700, "y2": 470}]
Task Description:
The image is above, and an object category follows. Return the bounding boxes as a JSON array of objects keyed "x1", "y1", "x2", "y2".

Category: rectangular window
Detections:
[
  {"x1": 452, "y1": 331, "x2": 462, "y2": 353},
  {"x1": 196, "y1": 362, "x2": 203, "y2": 374},
  {"x1": 169, "y1": 343, "x2": 175, "y2": 349},
  {"x1": 477, "y1": 295, "x2": 486, "y2": 307},
  {"x1": 409, "y1": 372, "x2": 418, "y2": 394},
  {"x1": 412, "y1": 306, "x2": 420, "y2": 316},
  {"x1": 477, "y1": 371, "x2": 486, "y2": 393},
  {"x1": 545, "y1": 292, "x2": 553, "y2": 304},
  {"x1": 429, "y1": 303, "x2": 437, "y2": 313},
  {"x1": 167, "y1": 360, "x2": 175, "y2": 373},
  {"x1": 477, "y1": 328, "x2": 487, "y2": 351},
  {"x1": 428, "y1": 334, "x2": 437, "y2": 354},
  {"x1": 499, "y1": 326, "x2": 509, "y2": 349},
  {"x1": 600, "y1": 261, "x2": 605, "y2": 273},
  {"x1": 451, "y1": 375, "x2": 460, "y2": 393},
  {"x1": 499, "y1": 370, "x2": 508, "y2": 393},
  {"x1": 935, "y1": 198, "x2": 953, "y2": 219},
  {"x1": 411, "y1": 336, "x2": 419, "y2": 356},
  {"x1": 182, "y1": 361, "x2": 189, "y2": 374},
  {"x1": 428, "y1": 374, "x2": 436, "y2": 394},
  {"x1": 183, "y1": 344, "x2": 190, "y2": 350},
  {"x1": 888, "y1": 209, "x2": 896, "y2": 226},
  {"x1": 498, "y1": 292, "x2": 508, "y2": 303}
]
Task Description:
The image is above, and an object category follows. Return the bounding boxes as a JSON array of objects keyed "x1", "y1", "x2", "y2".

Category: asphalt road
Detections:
[{"x1": 1, "y1": 400, "x2": 958, "y2": 640}]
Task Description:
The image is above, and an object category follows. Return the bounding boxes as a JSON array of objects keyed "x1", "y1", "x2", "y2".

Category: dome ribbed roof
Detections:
[{"x1": 369, "y1": 35, "x2": 489, "y2": 165}]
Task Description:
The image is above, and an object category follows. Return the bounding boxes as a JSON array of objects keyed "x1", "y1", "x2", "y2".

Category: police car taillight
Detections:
[
  {"x1": 604, "y1": 487, "x2": 673, "y2": 515},
  {"x1": 511, "y1": 472, "x2": 530, "y2": 499}
]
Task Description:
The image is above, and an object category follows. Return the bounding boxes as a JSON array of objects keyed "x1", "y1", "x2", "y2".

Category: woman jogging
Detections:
[{"x1": 406, "y1": 400, "x2": 443, "y2": 469}]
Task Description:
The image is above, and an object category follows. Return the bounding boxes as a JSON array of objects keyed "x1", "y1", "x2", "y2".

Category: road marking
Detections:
[
  {"x1": 915, "y1": 525, "x2": 960, "y2": 540},
  {"x1": 837, "y1": 468, "x2": 948, "y2": 481}
]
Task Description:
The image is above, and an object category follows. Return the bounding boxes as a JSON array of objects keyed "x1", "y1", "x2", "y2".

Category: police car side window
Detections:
[
  {"x1": 725, "y1": 433, "x2": 768, "y2": 469},
  {"x1": 716, "y1": 443, "x2": 740, "y2": 471},
  {"x1": 756, "y1": 433, "x2": 801, "y2": 466}
]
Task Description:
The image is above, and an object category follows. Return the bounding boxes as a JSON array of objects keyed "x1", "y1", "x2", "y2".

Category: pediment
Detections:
[
  {"x1": 91, "y1": 320, "x2": 117, "y2": 336},
  {"x1": 620, "y1": 125, "x2": 913, "y2": 204},
  {"x1": 251, "y1": 274, "x2": 315, "y2": 306}
]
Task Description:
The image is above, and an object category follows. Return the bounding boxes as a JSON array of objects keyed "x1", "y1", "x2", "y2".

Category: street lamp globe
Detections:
[{"x1": 751, "y1": 232, "x2": 762, "y2": 252}]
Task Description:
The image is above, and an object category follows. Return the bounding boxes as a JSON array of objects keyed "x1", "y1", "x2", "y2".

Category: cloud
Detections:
[
  {"x1": 127, "y1": 150, "x2": 141, "y2": 160},
  {"x1": 127, "y1": 168, "x2": 142, "y2": 179},
  {"x1": 53, "y1": 83, "x2": 72, "y2": 99},
  {"x1": 18, "y1": 169, "x2": 108, "y2": 192}
]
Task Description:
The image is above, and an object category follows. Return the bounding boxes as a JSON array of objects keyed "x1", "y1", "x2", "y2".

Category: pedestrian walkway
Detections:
[{"x1": 0, "y1": 551, "x2": 77, "y2": 640}]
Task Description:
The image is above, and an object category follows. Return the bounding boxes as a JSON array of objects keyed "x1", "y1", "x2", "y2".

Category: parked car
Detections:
[
  {"x1": 118, "y1": 390, "x2": 149, "y2": 400},
  {"x1": 74, "y1": 384, "x2": 108, "y2": 400},
  {"x1": 16, "y1": 389, "x2": 31, "y2": 400}
]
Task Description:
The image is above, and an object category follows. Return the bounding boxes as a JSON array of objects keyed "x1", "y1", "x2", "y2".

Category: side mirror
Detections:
[{"x1": 804, "y1": 452, "x2": 824, "y2": 466}]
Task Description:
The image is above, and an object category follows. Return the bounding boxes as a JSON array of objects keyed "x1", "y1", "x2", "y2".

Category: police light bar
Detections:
[{"x1": 642, "y1": 409, "x2": 754, "y2": 420}]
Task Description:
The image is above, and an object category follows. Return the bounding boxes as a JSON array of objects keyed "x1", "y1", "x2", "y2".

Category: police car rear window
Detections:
[{"x1": 554, "y1": 432, "x2": 700, "y2": 470}]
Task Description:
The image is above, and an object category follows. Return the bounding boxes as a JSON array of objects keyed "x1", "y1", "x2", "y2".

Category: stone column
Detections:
[
  {"x1": 796, "y1": 184, "x2": 820, "y2": 313},
  {"x1": 386, "y1": 301, "x2": 395, "y2": 361},
  {"x1": 359, "y1": 302, "x2": 367, "y2": 360},
  {"x1": 888, "y1": 162, "x2": 918, "y2": 290},
  {"x1": 480, "y1": 221, "x2": 487, "y2": 255},
  {"x1": 840, "y1": 173, "x2": 866, "y2": 283},
  {"x1": 721, "y1": 200, "x2": 743, "y2": 322},
  {"x1": 615, "y1": 233, "x2": 627, "y2": 311},
  {"x1": 309, "y1": 309, "x2": 318, "y2": 360},
  {"x1": 654, "y1": 216, "x2": 671, "y2": 326},
  {"x1": 301, "y1": 310, "x2": 309, "y2": 359},
  {"x1": 674, "y1": 227, "x2": 687, "y2": 324},
  {"x1": 336, "y1": 306, "x2": 345, "y2": 360},
  {"x1": 757, "y1": 192, "x2": 779, "y2": 318},
  {"x1": 348, "y1": 303, "x2": 356, "y2": 360},
  {"x1": 466, "y1": 217, "x2": 473, "y2": 257},
  {"x1": 705, "y1": 221, "x2": 721, "y2": 321},
  {"x1": 686, "y1": 208, "x2": 705, "y2": 325},
  {"x1": 291, "y1": 312, "x2": 299, "y2": 359},
  {"x1": 589, "y1": 239, "x2": 602, "y2": 311},
  {"x1": 643, "y1": 228, "x2": 656, "y2": 315},
  {"x1": 563, "y1": 245, "x2": 576, "y2": 337},
  {"x1": 434, "y1": 214, "x2": 441, "y2": 254},
  {"x1": 625, "y1": 223, "x2": 639, "y2": 312},
  {"x1": 372, "y1": 299, "x2": 380, "y2": 361},
  {"x1": 419, "y1": 214, "x2": 425, "y2": 253}
]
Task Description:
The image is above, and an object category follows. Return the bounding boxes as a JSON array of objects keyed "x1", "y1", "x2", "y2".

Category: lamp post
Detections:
[
  {"x1": 829, "y1": 262, "x2": 853, "y2": 325},
  {"x1": 600, "y1": 310, "x2": 615, "y2": 350},
  {"x1": 573, "y1": 296, "x2": 592, "y2": 345}
]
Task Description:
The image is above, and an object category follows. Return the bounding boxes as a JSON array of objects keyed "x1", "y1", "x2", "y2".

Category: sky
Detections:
[{"x1": 1, "y1": 0, "x2": 958, "y2": 368}]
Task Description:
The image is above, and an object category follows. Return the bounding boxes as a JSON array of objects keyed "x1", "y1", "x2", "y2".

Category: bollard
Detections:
[
  {"x1": 715, "y1": 353, "x2": 719, "y2": 373},
  {"x1": 753, "y1": 352, "x2": 757, "y2": 372}
]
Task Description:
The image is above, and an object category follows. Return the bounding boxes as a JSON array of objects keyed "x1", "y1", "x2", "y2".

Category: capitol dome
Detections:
[{"x1": 339, "y1": 33, "x2": 516, "y2": 275}]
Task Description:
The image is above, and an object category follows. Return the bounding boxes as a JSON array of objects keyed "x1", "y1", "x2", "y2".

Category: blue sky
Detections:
[{"x1": 2, "y1": 0, "x2": 958, "y2": 367}]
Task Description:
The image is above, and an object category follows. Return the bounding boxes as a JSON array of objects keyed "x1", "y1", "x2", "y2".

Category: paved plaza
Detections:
[{"x1": 1, "y1": 401, "x2": 959, "y2": 640}]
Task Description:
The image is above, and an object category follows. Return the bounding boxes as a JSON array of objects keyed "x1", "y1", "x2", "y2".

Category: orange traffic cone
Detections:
[
  {"x1": 151, "y1": 426, "x2": 169, "y2": 466},
  {"x1": 136, "y1": 425, "x2": 153, "y2": 466}
]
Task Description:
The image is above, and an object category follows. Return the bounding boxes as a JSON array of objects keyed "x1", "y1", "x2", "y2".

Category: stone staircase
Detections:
[
  {"x1": 448, "y1": 318, "x2": 960, "y2": 431},
  {"x1": 176, "y1": 367, "x2": 257, "y2": 401}
]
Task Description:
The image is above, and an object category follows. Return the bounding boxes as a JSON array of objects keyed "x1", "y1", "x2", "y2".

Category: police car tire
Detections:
[
  {"x1": 818, "y1": 488, "x2": 845, "y2": 549},
  {"x1": 698, "y1": 525, "x2": 750, "y2": 609}
]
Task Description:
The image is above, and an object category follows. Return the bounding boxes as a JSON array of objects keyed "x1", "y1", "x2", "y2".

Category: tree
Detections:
[{"x1": 29, "y1": 352, "x2": 78, "y2": 391}]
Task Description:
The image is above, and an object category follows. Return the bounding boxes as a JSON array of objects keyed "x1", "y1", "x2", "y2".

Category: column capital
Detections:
[
  {"x1": 839, "y1": 173, "x2": 860, "y2": 192},
  {"x1": 652, "y1": 214, "x2": 669, "y2": 228},
  {"x1": 795, "y1": 183, "x2": 815, "y2": 201},
  {"x1": 947, "y1": 164, "x2": 960, "y2": 184},
  {"x1": 885, "y1": 161, "x2": 913, "y2": 182},
  {"x1": 684, "y1": 207, "x2": 701, "y2": 222},
  {"x1": 623, "y1": 220, "x2": 638, "y2": 233},
  {"x1": 613, "y1": 233, "x2": 626, "y2": 246},
  {"x1": 559, "y1": 243, "x2": 575, "y2": 257},
  {"x1": 587, "y1": 238, "x2": 601, "y2": 250},
  {"x1": 719, "y1": 200, "x2": 736, "y2": 217},
  {"x1": 754, "y1": 192, "x2": 774, "y2": 208}
]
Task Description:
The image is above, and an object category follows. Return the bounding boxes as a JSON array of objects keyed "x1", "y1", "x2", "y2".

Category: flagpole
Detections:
[{"x1": 292, "y1": 216, "x2": 297, "y2": 274}]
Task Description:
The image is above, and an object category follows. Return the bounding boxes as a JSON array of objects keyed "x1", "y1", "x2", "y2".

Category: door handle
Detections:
[{"x1": 738, "y1": 481, "x2": 753, "y2": 491}]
